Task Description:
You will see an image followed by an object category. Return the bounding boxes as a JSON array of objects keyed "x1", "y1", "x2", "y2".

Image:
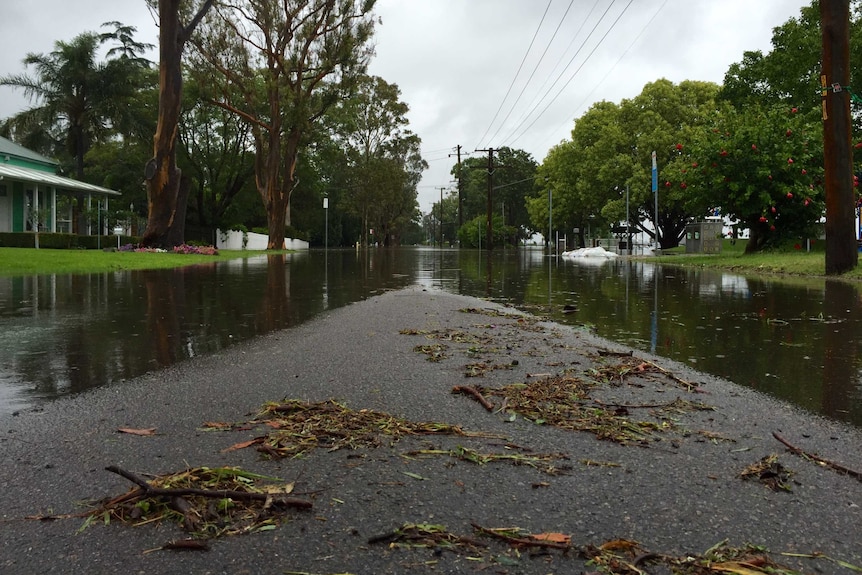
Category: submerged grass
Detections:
[{"x1": 0, "y1": 247, "x2": 284, "y2": 277}]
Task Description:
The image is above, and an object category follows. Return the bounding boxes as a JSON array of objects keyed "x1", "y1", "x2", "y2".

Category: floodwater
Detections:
[{"x1": 1, "y1": 247, "x2": 860, "y2": 428}]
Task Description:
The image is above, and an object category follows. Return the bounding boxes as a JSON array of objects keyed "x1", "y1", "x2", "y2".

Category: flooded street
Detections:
[{"x1": 1, "y1": 247, "x2": 860, "y2": 427}]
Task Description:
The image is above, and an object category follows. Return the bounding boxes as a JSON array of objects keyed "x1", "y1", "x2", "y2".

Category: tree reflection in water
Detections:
[{"x1": 0, "y1": 247, "x2": 859, "y2": 427}]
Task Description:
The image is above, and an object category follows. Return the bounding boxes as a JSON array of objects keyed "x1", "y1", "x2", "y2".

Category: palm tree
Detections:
[{"x1": 0, "y1": 24, "x2": 152, "y2": 179}]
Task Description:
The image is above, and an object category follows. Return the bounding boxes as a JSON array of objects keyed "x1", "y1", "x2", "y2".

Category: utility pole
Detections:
[
  {"x1": 821, "y1": 0, "x2": 858, "y2": 274},
  {"x1": 475, "y1": 148, "x2": 497, "y2": 250},
  {"x1": 449, "y1": 145, "x2": 463, "y2": 233},
  {"x1": 439, "y1": 186, "x2": 446, "y2": 248}
]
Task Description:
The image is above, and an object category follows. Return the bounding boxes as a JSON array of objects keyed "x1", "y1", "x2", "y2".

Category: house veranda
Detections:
[{"x1": 0, "y1": 135, "x2": 121, "y2": 235}]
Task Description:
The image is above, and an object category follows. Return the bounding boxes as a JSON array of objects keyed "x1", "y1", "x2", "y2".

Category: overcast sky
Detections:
[{"x1": 0, "y1": 0, "x2": 811, "y2": 213}]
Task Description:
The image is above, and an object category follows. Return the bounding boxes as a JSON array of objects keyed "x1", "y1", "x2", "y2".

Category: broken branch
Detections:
[
  {"x1": 104, "y1": 466, "x2": 313, "y2": 508},
  {"x1": 772, "y1": 432, "x2": 862, "y2": 482},
  {"x1": 470, "y1": 523, "x2": 571, "y2": 550},
  {"x1": 452, "y1": 385, "x2": 495, "y2": 411}
]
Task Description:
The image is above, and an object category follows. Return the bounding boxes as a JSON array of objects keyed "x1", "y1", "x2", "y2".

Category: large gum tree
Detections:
[
  {"x1": 191, "y1": 0, "x2": 377, "y2": 250},
  {"x1": 142, "y1": 0, "x2": 215, "y2": 249}
]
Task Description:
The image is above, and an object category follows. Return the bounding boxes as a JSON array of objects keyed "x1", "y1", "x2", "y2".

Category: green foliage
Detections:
[
  {"x1": 84, "y1": 140, "x2": 151, "y2": 214},
  {"x1": 326, "y1": 75, "x2": 425, "y2": 246},
  {"x1": 533, "y1": 80, "x2": 721, "y2": 250},
  {"x1": 178, "y1": 75, "x2": 258, "y2": 236},
  {"x1": 454, "y1": 147, "x2": 538, "y2": 246},
  {"x1": 720, "y1": 2, "x2": 852, "y2": 115},
  {"x1": 618, "y1": 79, "x2": 723, "y2": 248},
  {"x1": 283, "y1": 225, "x2": 308, "y2": 242},
  {"x1": 676, "y1": 103, "x2": 825, "y2": 252},
  {"x1": 457, "y1": 215, "x2": 514, "y2": 249}
]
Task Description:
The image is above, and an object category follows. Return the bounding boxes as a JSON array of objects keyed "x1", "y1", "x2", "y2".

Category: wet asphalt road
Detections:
[{"x1": 0, "y1": 286, "x2": 860, "y2": 574}]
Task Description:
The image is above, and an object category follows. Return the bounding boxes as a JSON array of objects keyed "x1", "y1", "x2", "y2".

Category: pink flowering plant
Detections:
[
  {"x1": 118, "y1": 243, "x2": 218, "y2": 255},
  {"x1": 172, "y1": 244, "x2": 219, "y2": 255}
]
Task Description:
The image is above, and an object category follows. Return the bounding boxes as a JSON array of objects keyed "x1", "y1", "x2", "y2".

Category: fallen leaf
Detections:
[
  {"x1": 117, "y1": 427, "x2": 156, "y2": 436},
  {"x1": 530, "y1": 532, "x2": 571, "y2": 544},
  {"x1": 161, "y1": 538, "x2": 208, "y2": 551},
  {"x1": 401, "y1": 471, "x2": 428, "y2": 481},
  {"x1": 221, "y1": 438, "x2": 263, "y2": 452},
  {"x1": 201, "y1": 421, "x2": 232, "y2": 429}
]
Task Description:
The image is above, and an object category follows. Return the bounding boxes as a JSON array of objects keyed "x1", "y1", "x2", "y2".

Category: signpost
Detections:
[
  {"x1": 652, "y1": 151, "x2": 659, "y2": 251},
  {"x1": 323, "y1": 196, "x2": 328, "y2": 252}
]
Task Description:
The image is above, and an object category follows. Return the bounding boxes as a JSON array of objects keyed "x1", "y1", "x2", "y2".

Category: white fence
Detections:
[{"x1": 216, "y1": 229, "x2": 309, "y2": 251}]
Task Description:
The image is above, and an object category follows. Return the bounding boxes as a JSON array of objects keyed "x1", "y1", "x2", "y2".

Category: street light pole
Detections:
[
  {"x1": 548, "y1": 185, "x2": 553, "y2": 256},
  {"x1": 626, "y1": 185, "x2": 631, "y2": 255}
]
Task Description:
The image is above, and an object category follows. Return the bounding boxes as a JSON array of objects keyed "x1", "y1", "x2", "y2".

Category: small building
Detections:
[
  {"x1": 0, "y1": 135, "x2": 120, "y2": 234},
  {"x1": 685, "y1": 220, "x2": 724, "y2": 254}
]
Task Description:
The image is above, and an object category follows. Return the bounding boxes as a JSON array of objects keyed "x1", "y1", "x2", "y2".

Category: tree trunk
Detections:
[
  {"x1": 265, "y1": 192, "x2": 288, "y2": 250},
  {"x1": 260, "y1": 131, "x2": 299, "y2": 250},
  {"x1": 142, "y1": 0, "x2": 214, "y2": 249},
  {"x1": 165, "y1": 174, "x2": 190, "y2": 247},
  {"x1": 141, "y1": 0, "x2": 184, "y2": 248},
  {"x1": 744, "y1": 220, "x2": 767, "y2": 254}
]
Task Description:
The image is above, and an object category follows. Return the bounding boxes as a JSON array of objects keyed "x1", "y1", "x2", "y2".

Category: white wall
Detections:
[{"x1": 216, "y1": 229, "x2": 309, "y2": 251}]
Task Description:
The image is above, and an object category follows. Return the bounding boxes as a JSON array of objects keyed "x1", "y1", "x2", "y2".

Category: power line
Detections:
[
  {"x1": 499, "y1": 0, "x2": 621, "y2": 147},
  {"x1": 507, "y1": 0, "x2": 636, "y2": 148},
  {"x1": 530, "y1": 0, "x2": 669, "y2": 153},
  {"x1": 473, "y1": 0, "x2": 554, "y2": 151},
  {"x1": 481, "y1": 0, "x2": 577, "y2": 149},
  {"x1": 504, "y1": 0, "x2": 602, "y2": 137}
]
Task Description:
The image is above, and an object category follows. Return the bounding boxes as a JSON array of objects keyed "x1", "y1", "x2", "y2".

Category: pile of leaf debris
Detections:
[
  {"x1": 83, "y1": 465, "x2": 310, "y2": 543},
  {"x1": 368, "y1": 522, "x2": 846, "y2": 575}
]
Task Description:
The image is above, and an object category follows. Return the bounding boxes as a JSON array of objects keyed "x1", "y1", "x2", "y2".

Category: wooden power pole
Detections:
[
  {"x1": 821, "y1": 0, "x2": 858, "y2": 274},
  {"x1": 474, "y1": 148, "x2": 497, "y2": 251}
]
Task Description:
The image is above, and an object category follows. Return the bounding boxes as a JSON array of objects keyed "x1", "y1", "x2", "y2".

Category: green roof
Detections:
[
  {"x1": 0, "y1": 163, "x2": 120, "y2": 196},
  {"x1": 0, "y1": 135, "x2": 58, "y2": 167}
]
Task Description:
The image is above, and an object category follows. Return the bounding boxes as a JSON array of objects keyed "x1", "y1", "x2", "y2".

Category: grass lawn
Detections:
[
  {"x1": 0, "y1": 247, "x2": 281, "y2": 277},
  {"x1": 651, "y1": 239, "x2": 862, "y2": 280}
]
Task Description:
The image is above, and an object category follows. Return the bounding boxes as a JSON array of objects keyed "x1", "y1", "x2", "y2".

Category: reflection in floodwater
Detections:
[{"x1": 0, "y1": 247, "x2": 860, "y2": 428}]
